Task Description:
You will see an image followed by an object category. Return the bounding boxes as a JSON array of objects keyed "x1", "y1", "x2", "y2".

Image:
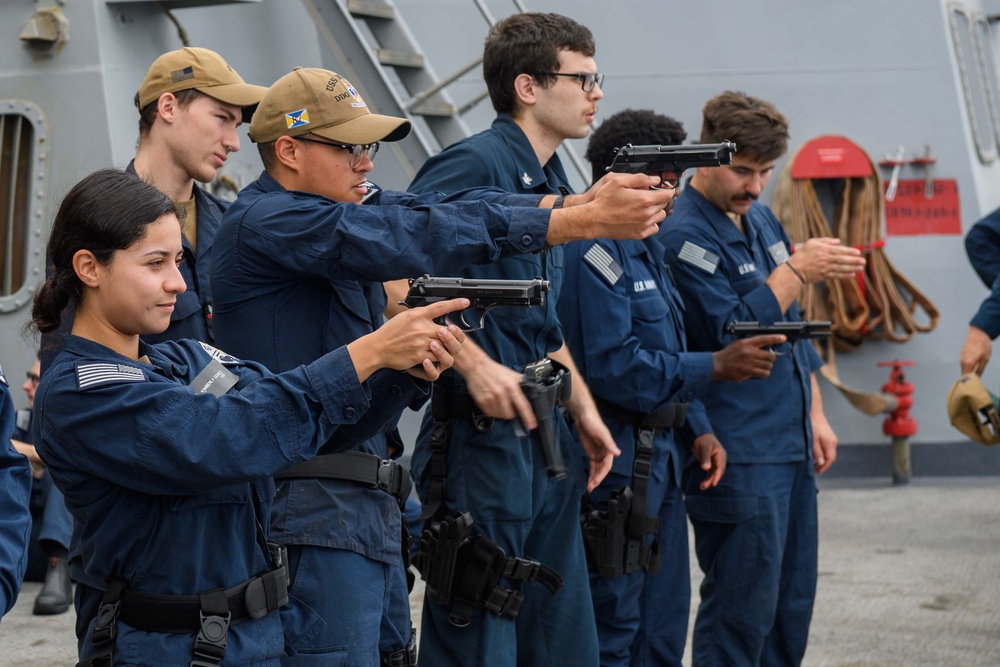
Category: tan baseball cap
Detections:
[
  {"x1": 249, "y1": 67, "x2": 411, "y2": 144},
  {"x1": 947, "y1": 373, "x2": 1000, "y2": 446},
  {"x1": 136, "y1": 47, "x2": 266, "y2": 112}
]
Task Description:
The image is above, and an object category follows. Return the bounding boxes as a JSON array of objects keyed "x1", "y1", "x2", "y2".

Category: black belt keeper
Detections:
[
  {"x1": 594, "y1": 397, "x2": 688, "y2": 431},
  {"x1": 276, "y1": 451, "x2": 412, "y2": 502}
]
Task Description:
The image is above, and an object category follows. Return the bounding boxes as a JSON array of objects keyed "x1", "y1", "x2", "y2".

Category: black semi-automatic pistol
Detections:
[
  {"x1": 399, "y1": 275, "x2": 550, "y2": 332},
  {"x1": 726, "y1": 320, "x2": 832, "y2": 353},
  {"x1": 609, "y1": 141, "x2": 737, "y2": 187}
]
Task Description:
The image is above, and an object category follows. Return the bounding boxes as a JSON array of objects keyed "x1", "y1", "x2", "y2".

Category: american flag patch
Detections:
[
  {"x1": 677, "y1": 241, "x2": 720, "y2": 275},
  {"x1": 76, "y1": 363, "x2": 146, "y2": 390},
  {"x1": 583, "y1": 243, "x2": 624, "y2": 286},
  {"x1": 170, "y1": 66, "x2": 195, "y2": 83}
]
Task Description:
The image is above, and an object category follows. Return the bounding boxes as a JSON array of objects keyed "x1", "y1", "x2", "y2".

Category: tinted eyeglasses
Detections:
[
  {"x1": 297, "y1": 136, "x2": 380, "y2": 168},
  {"x1": 538, "y1": 72, "x2": 604, "y2": 93}
]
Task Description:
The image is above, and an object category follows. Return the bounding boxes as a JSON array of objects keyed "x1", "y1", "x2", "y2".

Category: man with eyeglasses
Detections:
[
  {"x1": 400, "y1": 12, "x2": 649, "y2": 666},
  {"x1": 661, "y1": 91, "x2": 864, "y2": 667},
  {"x1": 210, "y1": 65, "x2": 673, "y2": 666}
]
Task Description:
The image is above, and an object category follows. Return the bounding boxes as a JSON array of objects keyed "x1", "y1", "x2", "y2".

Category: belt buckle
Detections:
[
  {"x1": 523, "y1": 358, "x2": 552, "y2": 381},
  {"x1": 376, "y1": 459, "x2": 399, "y2": 495}
]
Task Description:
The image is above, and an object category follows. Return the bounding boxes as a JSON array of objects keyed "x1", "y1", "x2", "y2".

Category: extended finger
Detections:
[{"x1": 420, "y1": 297, "x2": 471, "y2": 318}]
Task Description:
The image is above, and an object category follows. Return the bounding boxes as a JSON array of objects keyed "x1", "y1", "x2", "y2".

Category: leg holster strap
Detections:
[{"x1": 414, "y1": 512, "x2": 563, "y2": 628}]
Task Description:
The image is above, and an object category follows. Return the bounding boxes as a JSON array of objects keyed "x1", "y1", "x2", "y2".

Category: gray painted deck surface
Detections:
[{"x1": 3, "y1": 476, "x2": 998, "y2": 666}]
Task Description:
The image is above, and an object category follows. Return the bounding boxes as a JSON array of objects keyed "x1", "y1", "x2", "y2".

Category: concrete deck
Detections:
[{"x1": 2, "y1": 476, "x2": 998, "y2": 666}]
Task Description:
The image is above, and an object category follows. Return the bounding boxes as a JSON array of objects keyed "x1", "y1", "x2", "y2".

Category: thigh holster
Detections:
[
  {"x1": 582, "y1": 399, "x2": 690, "y2": 578},
  {"x1": 414, "y1": 511, "x2": 563, "y2": 628}
]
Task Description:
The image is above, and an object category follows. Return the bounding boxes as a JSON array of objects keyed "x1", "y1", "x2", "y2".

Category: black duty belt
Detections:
[
  {"x1": 431, "y1": 387, "x2": 494, "y2": 432},
  {"x1": 594, "y1": 397, "x2": 688, "y2": 431},
  {"x1": 275, "y1": 451, "x2": 412, "y2": 501},
  {"x1": 112, "y1": 560, "x2": 287, "y2": 634}
]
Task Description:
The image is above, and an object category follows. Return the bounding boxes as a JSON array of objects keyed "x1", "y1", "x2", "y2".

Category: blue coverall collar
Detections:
[
  {"x1": 60, "y1": 335, "x2": 188, "y2": 378},
  {"x1": 491, "y1": 114, "x2": 555, "y2": 191}
]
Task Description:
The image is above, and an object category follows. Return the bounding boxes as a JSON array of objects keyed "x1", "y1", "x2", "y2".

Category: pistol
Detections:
[
  {"x1": 520, "y1": 358, "x2": 572, "y2": 480},
  {"x1": 609, "y1": 142, "x2": 737, "y2": 186},
  {"x1": 399, "y1": 275, "x2": 550, "y2": 331},
  {"x1": 726, "y1": 320, "x2": 832, "y2": 351}
]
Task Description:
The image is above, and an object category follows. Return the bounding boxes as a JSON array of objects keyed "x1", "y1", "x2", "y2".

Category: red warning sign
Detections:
[{"x1": 884, "y1": 179, "x2": 961, "y2": 236}]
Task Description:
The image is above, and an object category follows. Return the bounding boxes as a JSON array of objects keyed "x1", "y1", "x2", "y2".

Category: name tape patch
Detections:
[
  {"x1": 768, "y1": 241, "x2": 790, "y2": 266},
  {"x1": 190, "y1": 359, "x2": 239, "y2": 397}
]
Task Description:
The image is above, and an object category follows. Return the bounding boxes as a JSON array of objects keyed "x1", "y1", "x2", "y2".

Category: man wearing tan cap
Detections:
[
  {"x1": 210, "y1": 65, "x2": 673, "y2": 666},
  {"x1": 131, "y1": 46, "x2": 266, "y2": 344}
]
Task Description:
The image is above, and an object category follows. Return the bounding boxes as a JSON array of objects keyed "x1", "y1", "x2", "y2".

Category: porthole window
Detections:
[
  {"x1": 0, "y1": 101, "x2": 47, "y2": 313},
  {"x1": 973, "y1": 16, "x2": 1000, "y2": 154},
  {"x1": 950, "y1": 5, "x2": 997, "y2": 163}
]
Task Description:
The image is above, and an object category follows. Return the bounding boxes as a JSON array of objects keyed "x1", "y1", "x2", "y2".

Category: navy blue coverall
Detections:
[
  {"x1": 558, "y1": 235, "x2": 713, "y2": 667},
  {"x1": 408, "y1": 114, "x2": 599, "y2": 667},
  {"x1": 661, "y1": 187, "x2": 823, "y2": 667},
  {"x1": 965, "y1": 207, "x2": 1000, "y2": 340},
  {"x1": 0, "y1": 365, "x2": 32, "y2": 619},
  {"x1": 34, "y1": 335, "x2": 386, "y2": 666},
  {"x1": 210, "y1": 170, "x2": 551, "y2": 665}
]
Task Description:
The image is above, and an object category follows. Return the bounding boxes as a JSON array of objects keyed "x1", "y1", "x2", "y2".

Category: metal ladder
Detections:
[{"x1": 301, "y1": 0, "x2": 587, "y2": 185}]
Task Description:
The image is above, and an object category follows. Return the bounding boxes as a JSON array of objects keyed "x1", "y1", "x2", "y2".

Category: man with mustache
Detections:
[{"x1": 661, "y1": 91, "x2": 865, "y2": 667}]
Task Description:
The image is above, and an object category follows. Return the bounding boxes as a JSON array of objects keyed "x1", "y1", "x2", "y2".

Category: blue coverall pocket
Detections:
[
  {"x1": 684, "y1": 494, "x2": 761, "y2": 601},
  {"x1": 167, "y1": 483, "x2": 251, "y2": 510},
  {"x1": 684, "y1": 494, "x2": 757, "y2": 524},
  {"x1": 631, "y1": 291, "x2": 669, "y2": 322}
]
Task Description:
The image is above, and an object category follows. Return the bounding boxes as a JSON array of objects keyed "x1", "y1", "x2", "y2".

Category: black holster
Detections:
[
  {"x1": 581, "y1": 399, "x2": 690, "y2": 579},
  {"x1": 413, "y1": 512, "x2": 563, "y2": 628},
  {"x1": 580, "y1": 487, "x2": 633, "y2": 578},
  {"x1": 520, "y1": 359, "x2": 572, "y2": 479}
]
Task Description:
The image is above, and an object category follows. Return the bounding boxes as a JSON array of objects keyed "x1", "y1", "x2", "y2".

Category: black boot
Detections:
[{"x1": 33, "y1": 556, "x2": 72, "y2": 615}]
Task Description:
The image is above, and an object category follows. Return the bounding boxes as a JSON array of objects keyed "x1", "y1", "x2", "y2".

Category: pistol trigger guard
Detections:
[{"x1": 458, "y1": 308, "x2": 486, "y2": 333}]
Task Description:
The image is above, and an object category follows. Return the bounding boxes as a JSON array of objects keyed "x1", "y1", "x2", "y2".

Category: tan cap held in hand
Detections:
[
  {"x1": 136, "y1": 47, "x2": 266, "y2": 111},
  {"x1": 947, "y1": 373, "x2": 1000, "y2": 446},
  {"x1": 249, "y1": 67, "x2": 411, "y2": 144}
]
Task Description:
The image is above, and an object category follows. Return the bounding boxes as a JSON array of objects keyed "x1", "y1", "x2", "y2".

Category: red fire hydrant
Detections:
[{"x1": 878, "y1": 360, "x2": 917, "y2": 485}]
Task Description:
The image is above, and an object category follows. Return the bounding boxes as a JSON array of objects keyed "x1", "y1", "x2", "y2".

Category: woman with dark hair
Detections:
[{"x1": 29, "y1": 168, "x2": 467, "y2": 666}]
